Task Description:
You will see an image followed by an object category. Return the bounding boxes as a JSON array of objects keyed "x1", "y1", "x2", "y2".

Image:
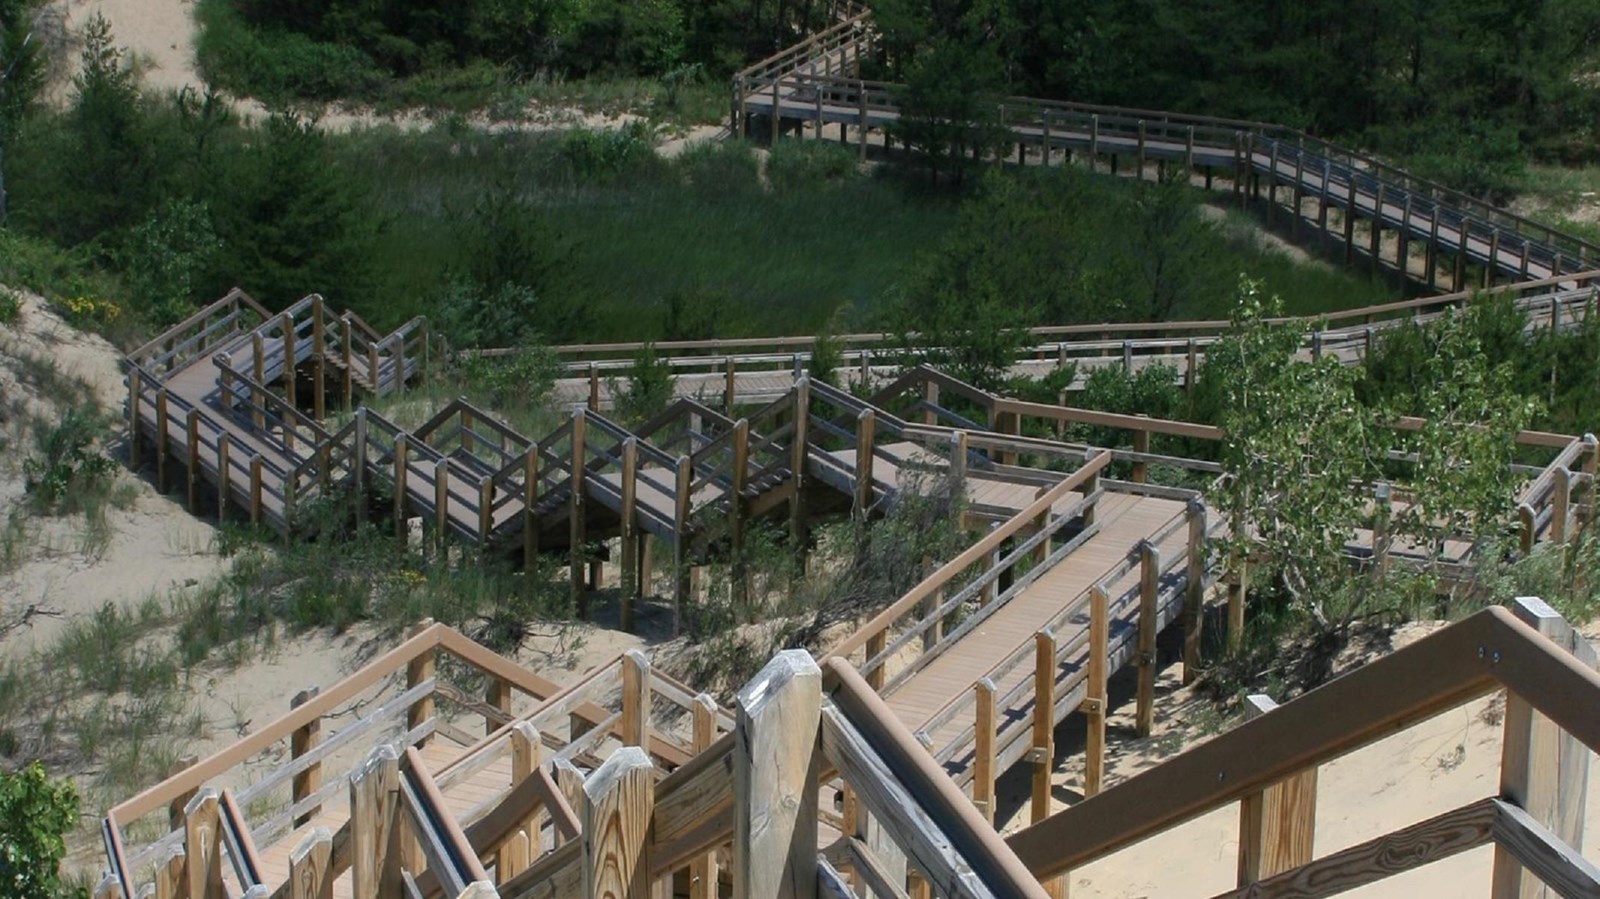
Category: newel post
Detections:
[{"x1": 734, "y1": 650, "x2": 822, "y2": 899}]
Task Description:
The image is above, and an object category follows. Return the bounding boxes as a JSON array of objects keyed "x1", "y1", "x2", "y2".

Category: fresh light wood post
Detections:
[
  {"x1": 1085, "y1": 585, "x2": 1109, "y2": 797},
  {"x1": 622, "y1": 649, "x2": 649, "y2": 747},
  {"x1": 290, "y1": 687, "x2": 322, "y2": 827},
  {"x1": 734, "y1": 650, "x2": 822, "y2": 899},
  {"x1": 499, "y1": 722, "x2": 542, "y2": 882},
  {"x1": 186, "y1": 410, "x2": 201, "y2": 513},
  {"x1": 1519, "y1": 502, "x2": 1537, "y2": 554},
  {"x1": 689, "y1": 694, "x2": 720, "y2": 899},
  {"x1": 583, "y1": 746, "x2": 656, "y2": 899},
  {"x1": 1136, "y1": 542, "x2": 1160, "y2": 737},
  {"x1": 571, "y1": 411, "x2": 588, "y2": 610},
  {"x1": 407, "y1": 634, "x2": 435, "y2": 747},
  {"x1": 165, "y1": 755, "x2": 200, "y2": 832},
  {"x1": 393, "y1": 440, "x2": 409, "y2": 540},
  {"x1": 552, "y1": 756, "x2": 586, "y2": 840},
  {"x1": 1493, "y1": 596, "x2": 1596, "y2": 899},
  {"x1": 621, "y1": 438, "x2": 639, "y2": 630},
  {"x1": 288, "y1": 827, "x2": 334, "y2": 899},
  {"x1": 1237, "y1": 695, "x2": 1317, "y2": 886},
  {"x1": 184, "y1": 789, "x2": 225, "y2": 899},
  {"x1": 1032, "y1": 630, "x2": 1056, "y2": 824},
  {"x1": 854, "y1": 409, "x2": 876, "y2": 518},
  {"x1": 974, "y1": 677, "x2": 996, "y2": 824},
  {"x1": 350, "y1": 746, "x2": 403, "y2": 899},
  {"x1": 1183, "y1": 500, "x2": 1207, "y2": 684}
]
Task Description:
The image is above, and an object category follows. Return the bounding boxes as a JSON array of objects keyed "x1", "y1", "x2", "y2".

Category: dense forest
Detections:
[{"x1": 871, "y1": 0, "x2": 1600, "y2": 196}]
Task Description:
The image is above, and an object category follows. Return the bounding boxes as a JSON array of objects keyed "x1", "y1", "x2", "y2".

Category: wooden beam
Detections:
[
  {"x1": 290, "y1": 688, "x2": 322, "y2": 828},
  {"x1": 1084, "y1": 585, "x2": 1108, "y2": 798},
  {"x1": 583, "y1": 746, "x2": 656, "y2": 899},
  {"x1": 500, "y1": 722, "x2": 542, "y2": 883},
  {"x1": 1136, "y1": 542, "x2": 1160, "y2": 737},
  {"x1": 1236, "y1": 695, "x2": 1317, "y2": 885},
  {"x1": 1183, "y1": 500, "x2": 1207, "y2": 684},
  {"x1": 690, "y1": 695, "x2": 720, "y2": 899},
  {"x1": 1493, "y1": 798, "x2": 1600, "y2": 899},
  {"x1": 1208, "y1": 798, "x2": 1495, "y2": 899},
  {"x1": 1493, "y1": 596, "x2": 1594, "y2": 899},
  {"x1": 974, "y1": 677, "x2": 996, "y2": 824},
  {"x1": 855, "y1": 409, "x2": 876, "y2": 518},
  {"x1": 621, "y1": 648, "x2": 649, "y2": 748},
  {"x1": 734, "y1": 650, "x2": 822, "y2": 899},
  {"x1": 1032, "y1": 630, "x2": 1055, "y2": 824}
]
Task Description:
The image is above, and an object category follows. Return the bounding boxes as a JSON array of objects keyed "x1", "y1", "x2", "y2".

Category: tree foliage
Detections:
[{"x1": 0, "y1": 761, "x2": 78, "y2": 899}]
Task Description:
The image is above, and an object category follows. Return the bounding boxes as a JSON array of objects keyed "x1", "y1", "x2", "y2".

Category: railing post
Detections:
[
  {"x1": 433, "y1": 459, "x2": 449, "y2": 555},
  {"x1": 508, "y1": 721, "x2": 543, "y2": 864},
  {"x1": 790, "y1": 379, "x2": 811, "y2": 562},
  {"x1": 1183, "y1": 500, "x2": 1207, "y2": 684},
  {"x1": 290, "y1": 687, "x2": 322, "y2": 828},
  {"x1": 854, "y1": 409, "x2": 875, "y2": 518},
  {"x1": 127, "y1": 373, "x2": 142, "y2": 468},
  {"x1": 973, "y1": 677, "x2": 996, "y2": 824},
  {"x1": 673, "y1": 455, "x2": 692, "y2": 635},
  {"x1": 864, "y1": 630, "x2": 886, "y2": 691},
  {"x1": 1518, "y1": 502, "x2": 1536, "y2": 554},
  {"x1": 393, "y1": 439, "x2": 409, "y2": 541},
  {"x1": 724, "y1": 356, "x2": 737, "y2": 416},
  {"x1": 690, "y1": 695, "x2": 720, "y2": 899},
  {"x1": 1031, "y1": 630, "x2": 1056, "y2": 824},
  {"x1": 1492, "y1": 596, "x2": 1598, "y2": 899},
  {"x1": 570, "y1": 411, "x2": 588, "y2": 612},
  {"x1": 1085, "y1": 586, "x2": 1109, "y2": 797},
  {"x1": 288, "y1": 826, "x2": 334, "y2": 899},
  {"x1": 1227, "y1": 548, "x2": 1248, "y2": 651},
  {"x1": 281, "y1": 313, "x2": 298, "y2": 419},
  {"x1": 250, "y1": 454, "x2": 263, "y2": 526},
  {"x1": 1237, "y1": 695, "x2": 1317, "y2": 886},
  {"x1": 216, "y1": 436, "x2": 230, "y2": 523},
  {"x1": 184, "y1": 789, "x2": 224, "y2": 899},
  {"x1": 349, "y1": 745, "x2": 403, "y2": 899},
  {"x1": 1131, "y1": 421, "x2": 1149, "y2": 483},
  {"x1": 1372, "y1": 483, "x2": 1392, "y2": 582},
  {"x1": 734, "y1": 650, "x2": 821, "y2": 899},
  {"x1": 353, "y1": 408, "x2": 368, "y2": 498},
  {"x1": 406, "y1": 622, "x2": 435, "y2": 747},
  {"x1": 583, "y1": 747, "x2": 655, "y2": 899},
  {"x1": 621, "y1": 648, "x2": 649, "y2": 748},
  {"x1": 311, "y1": 296, "x2": 326, "y2": 420},
  {"x1": 621, "y1": 438, "x2": 639, "y2": 631},
  {"x1": 857, "y1": 80, "x2": 868, "y2": 162},
  {"x1": 1081, "y1": 449, "x2": 1100, "y2": 528},
  {"x1": 341, "y1": 314, "x2": 354, "y2": 410},
  {"x1": 485, "y1": 676, "x2": 512, "y2": 737},
  {"x1": 186, "y1": 409, "x2": 201, "y2": 513},
  {"x1": 252, "y1": 332, "x2": 267, "y2": 431},
  {"x1": 1136, "y1": 542, "x2": 1160, "y2": 737},
  {"x1": 1553, "y1": 466, "x2": 1572, "y2": 545}
]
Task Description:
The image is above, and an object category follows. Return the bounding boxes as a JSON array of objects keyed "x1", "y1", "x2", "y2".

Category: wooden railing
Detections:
[
  {"x1": 96, "y1": 624, "x2": 720, "y2": 899},
  {"x1": 1005, "y1": 599, "x2": 1600, "y2": 898},
  {"x1": 127, "y1": 287, "x2": 271, "y2": 379}
]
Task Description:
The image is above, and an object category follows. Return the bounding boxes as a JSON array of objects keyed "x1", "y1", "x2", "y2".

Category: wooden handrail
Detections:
[
  {"x1": 1005, "y1": 605, "x2": 1600, "y2": 878},
  {"x1": 829, "y1": 449, "x2": 1110, "y2": 661}
]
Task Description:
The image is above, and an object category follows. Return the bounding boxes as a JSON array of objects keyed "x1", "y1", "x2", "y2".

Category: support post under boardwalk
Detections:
[
  {"x1": 734, "y1": 650, "x2": 822, "y2": 899},
  {"x1": 583, "y1": 747, "x2": 655, "y2": 899},
  {"x1": 1084, "y1": 585, "x2": 1109, "y2": 797},
  {"x1": 1237, "y1": 695, "x2": 1317, "y2": 886},
  {"x1": 973, "y1": 677, "x2": 996, "y2": 824}
]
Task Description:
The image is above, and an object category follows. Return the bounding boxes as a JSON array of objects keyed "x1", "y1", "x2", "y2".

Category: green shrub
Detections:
[
  {"x1": 559, "y1": 122, "x2": 663, "y2": 182},
  {"x1": 0, "y1": 289, "x2": 19, "y2": 325},
  {"x1": 120, "y1": 198, "x2": 221, "y2": 327},
  {"x1": 22, "y1": 409, "x2": 117, "y2": 515},
  {"x1": 0, "y1": 761, "x2": 78, "y2": 899},
  {"x1": 766, "y1": 140, "x2": 859, "y2": 191}
]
